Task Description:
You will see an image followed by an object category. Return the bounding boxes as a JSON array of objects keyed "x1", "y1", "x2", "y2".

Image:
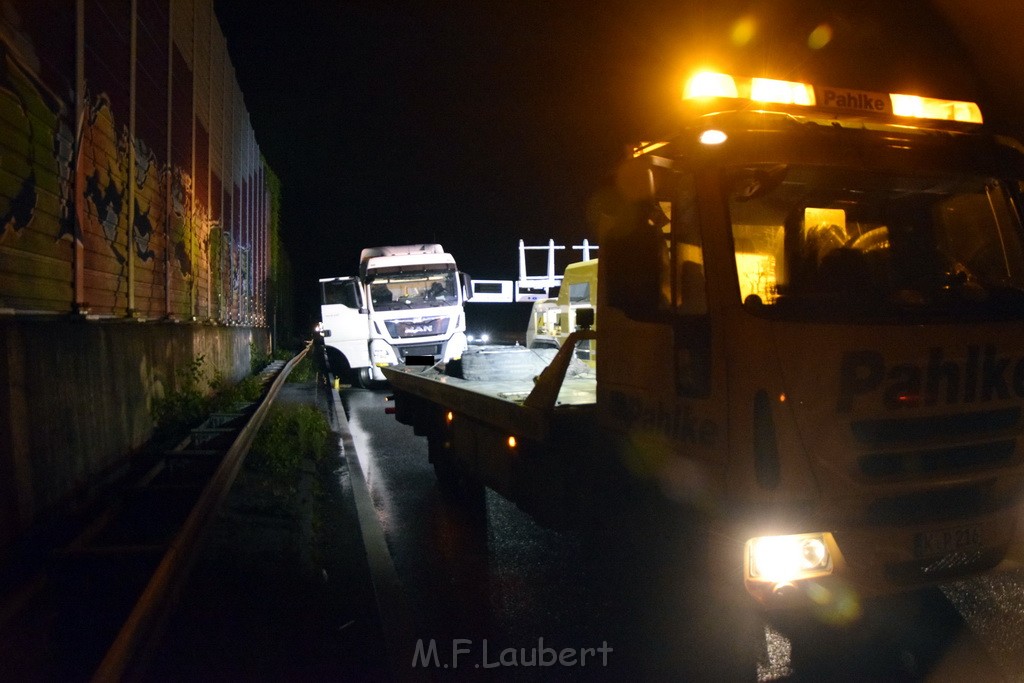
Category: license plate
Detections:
[{"x1": 913, "y1": 524, "x2": 981, "y2": 558}]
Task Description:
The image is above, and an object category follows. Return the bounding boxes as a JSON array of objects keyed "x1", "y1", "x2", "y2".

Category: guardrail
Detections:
[{"x1": 90, "y1": 342, "x2": 312, "y2": 681}]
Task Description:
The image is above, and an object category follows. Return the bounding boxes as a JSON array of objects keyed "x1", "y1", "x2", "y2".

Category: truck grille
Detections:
[
  {"x1": 851, "y1": 407, "x2": 1020, "y2": 445},
  {"x1": 835, "y1": 407, "x2": 1024, "y2": 587},
  {"x1": 385, "y1": 316, "x2": 449, "y2": 338},
  {"x1": 863, "y1": 479, "x2": 1009, "y2": 526},
  {"x1": 397, "y1": 344, "x2": 442, "y2": 361},
  {"x1": 858, "y1": 440, "x2": 1015, "y2": 478},
  {"x1": 851, "y1": 407, "x2": 1022, "y2": 481}
]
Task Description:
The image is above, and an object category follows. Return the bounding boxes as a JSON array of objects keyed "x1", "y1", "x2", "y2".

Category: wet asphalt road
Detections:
[{"x1": 341, "y1": 386, "x2": 1024, "y2": 681}]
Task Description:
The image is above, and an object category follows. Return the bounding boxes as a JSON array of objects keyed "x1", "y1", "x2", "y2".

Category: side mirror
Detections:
[
  {"x1": 603, "y1": 201, "x2": 664, "y2": 322},
  {"x1": 616, "y1": 157, "x2": 656, "y2": 202},
  {"x1": 460, "y1": 272, "x2": 473, "y2": 301}
]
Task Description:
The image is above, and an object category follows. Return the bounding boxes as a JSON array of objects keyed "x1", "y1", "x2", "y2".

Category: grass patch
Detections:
[
  {"x1": 152, "y1": 354, "x2": 271, "y2": 432},
  {"x1": 209, "y1": 374, "x2": 265, "y2": 412},
  {"x1": 286, "y1": 352, "x2": 317, "y2": 383},
  {"x1": 152, "y1": 354, "x2": 211, "y2": 431},
  {"x1": 248, "y1": 404, "x2": 331, "y2": 482},
  {"x1": 251, "y1": 342, "x2": 273, "y2": 374}
]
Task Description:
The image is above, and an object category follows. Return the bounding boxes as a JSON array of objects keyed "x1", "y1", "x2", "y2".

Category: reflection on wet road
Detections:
[{"x1": 343, "y1": 387, "x2": 1023, "y2": 681}]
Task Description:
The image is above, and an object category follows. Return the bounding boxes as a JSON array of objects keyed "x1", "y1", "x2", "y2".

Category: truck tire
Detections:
[
  {"x1": 324, "y1": 346, "x2": 349, "y2": 379},
  {"x1": 356, "y1": 367, "x2": 374, "y2": 389},
  {"x1": 446, "y1": 346, "x2": 559, "y2": 381}
]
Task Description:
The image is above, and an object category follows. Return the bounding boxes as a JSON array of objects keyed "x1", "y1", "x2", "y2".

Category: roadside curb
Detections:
[{"x1": 327, "y1": 376, "x2": 426, "y2": 681}]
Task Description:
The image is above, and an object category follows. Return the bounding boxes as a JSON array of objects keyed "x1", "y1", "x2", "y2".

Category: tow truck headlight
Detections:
[{"x1": 746, "y1": 532, "x2": 833, "y2": 584}]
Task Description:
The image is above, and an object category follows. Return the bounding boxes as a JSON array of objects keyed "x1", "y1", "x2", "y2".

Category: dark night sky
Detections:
[{"x1": 212, "y1": 1, "x2": 996, "y2": 327}]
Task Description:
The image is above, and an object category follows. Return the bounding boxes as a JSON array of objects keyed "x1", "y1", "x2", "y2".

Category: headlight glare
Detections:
[{"x1": 748, "y1": 533, "x2": 832, "y2": 583}]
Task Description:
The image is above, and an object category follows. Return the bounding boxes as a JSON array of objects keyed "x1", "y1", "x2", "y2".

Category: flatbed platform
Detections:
[{"x1": 383, "y1": 347, "x2": 596, "y2": 442}]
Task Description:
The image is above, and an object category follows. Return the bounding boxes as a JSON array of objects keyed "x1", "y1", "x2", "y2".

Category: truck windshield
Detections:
[
  {"x1": 728, "y1": 164, "x2": 1024, "y2": 320},
  {"x1": 368, "y1": 271, "x2": 459, "y2": 311}
]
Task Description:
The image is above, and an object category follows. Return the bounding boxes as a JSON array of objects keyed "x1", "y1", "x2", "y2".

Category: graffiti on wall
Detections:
[
  {"x1": 0, "y1": 1, "x2": 269, "y2": 322},
  {"x1": 80, "y1": 92, "x2": 126, "y2": 266},
  {"x1": 131, "y1": 137, "x2": 157, "y2": 262},
  {"x1": 0, "y1": 39, "x2": 73, "y2": 244}
]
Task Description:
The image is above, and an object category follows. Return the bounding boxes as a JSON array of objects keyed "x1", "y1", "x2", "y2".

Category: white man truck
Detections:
[
  {"x1": 383, "y1": 72, "x2": 1024, "y2": 621},
  {"x1": 319, "y1": 244, "x2": 471, "y2": 387}
]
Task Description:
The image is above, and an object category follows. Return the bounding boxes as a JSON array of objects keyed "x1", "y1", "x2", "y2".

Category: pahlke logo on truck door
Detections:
[
  {"x1": 608, "y1": 390, "x2": 718, "y2": 447},
  {"x1": 837, "y1": 345, "x2": 1024, "y2": 412}
]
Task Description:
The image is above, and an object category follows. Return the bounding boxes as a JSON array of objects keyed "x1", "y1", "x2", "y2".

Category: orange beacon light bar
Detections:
[{"x1": 682, "y1": 71, "x2": 983, "y2": 124}]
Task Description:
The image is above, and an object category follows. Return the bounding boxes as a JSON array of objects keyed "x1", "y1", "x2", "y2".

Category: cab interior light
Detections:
[
  {"x1": 699, "y1": 129, "x2": 728, "y2": 145},
  {"x1": 747, "y1": 532, "x2": 833, "y2": 584}
]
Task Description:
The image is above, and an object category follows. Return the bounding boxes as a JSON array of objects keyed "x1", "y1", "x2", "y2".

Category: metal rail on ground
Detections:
[{"x1": 91, "y1": 342, "x2": 312, "y2": 682}]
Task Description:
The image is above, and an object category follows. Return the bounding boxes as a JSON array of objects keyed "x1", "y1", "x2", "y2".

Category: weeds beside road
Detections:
[{"x1": 148, "y1": 378, "x2": 387, "y2": 678}]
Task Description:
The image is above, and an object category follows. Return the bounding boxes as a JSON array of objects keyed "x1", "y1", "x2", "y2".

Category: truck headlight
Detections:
[{"x1": 747, "y1": 532, "x2": 833, "y2": 584}]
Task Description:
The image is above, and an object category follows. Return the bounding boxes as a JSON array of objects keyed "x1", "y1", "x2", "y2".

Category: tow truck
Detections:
[
  {"x1": 384, "y1": 71, "x2": 1024, "y2": 615},
  {"x1": 526, "y1": 258, "x2": 598, "y2": 364}
]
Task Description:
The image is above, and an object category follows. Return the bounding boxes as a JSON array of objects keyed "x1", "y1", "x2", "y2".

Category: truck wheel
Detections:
[
  {"x1": 324, "y1": 347, "x2": 350, "y2": 379},
  {"x1": 356, "y1": 367, "x2": 374, "y2": 389}
]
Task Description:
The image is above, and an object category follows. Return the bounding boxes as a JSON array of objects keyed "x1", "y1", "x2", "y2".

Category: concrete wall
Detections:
[{"x1": 0, "y1": 318, "x2": 268, "y2": 551}]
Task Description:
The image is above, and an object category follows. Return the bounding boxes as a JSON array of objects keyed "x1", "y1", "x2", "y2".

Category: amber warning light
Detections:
[{"x1": 683, "y1": 71, "x2": 982, "y2": 124}]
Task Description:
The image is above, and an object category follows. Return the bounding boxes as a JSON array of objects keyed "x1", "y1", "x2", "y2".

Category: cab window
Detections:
[{"x1": 654, "y1": 174, "x2": 707, "y2": 316}]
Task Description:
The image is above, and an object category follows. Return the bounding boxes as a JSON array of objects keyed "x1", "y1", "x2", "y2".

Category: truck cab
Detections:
[
  {"x1": 599, "y1": 72, "x2": 1024, "y2": 605},
  {"x1": 319, "y1": 275, "x2": 372, "y2": 383},
  {"x1": 526, "y1": 258, "x2": 598, "y2": 365},
  {"x1": 320, "y1": 244, "x2": 472, "y2": 386}
]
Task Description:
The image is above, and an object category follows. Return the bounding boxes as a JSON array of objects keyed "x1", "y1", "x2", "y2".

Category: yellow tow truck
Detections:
[{"x1": 385, "y1": 70, "x2": 1024, "y2": 616}]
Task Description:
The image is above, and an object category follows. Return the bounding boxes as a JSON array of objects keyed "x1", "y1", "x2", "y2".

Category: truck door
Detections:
[
  {"x1": 598, "y1": 164, "x2": 729, "y2": 485},
  {"x1": 320, "y1": 277, "x2": 371, "y2": 371}
]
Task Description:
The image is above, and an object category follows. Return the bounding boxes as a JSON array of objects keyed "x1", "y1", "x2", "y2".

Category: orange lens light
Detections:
[
  {"x1": 750, "y1": 77, "x2": 815, "y2": 106},
  {"x1": 681, "y1": 70, "x2": 983, "y2": 124},
  {"x1": 684, "y1": 71, "x2": 738, "y2": 99},
  {"x1": 890, "y1": 93, "x2": 982, "y2": 123}
]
